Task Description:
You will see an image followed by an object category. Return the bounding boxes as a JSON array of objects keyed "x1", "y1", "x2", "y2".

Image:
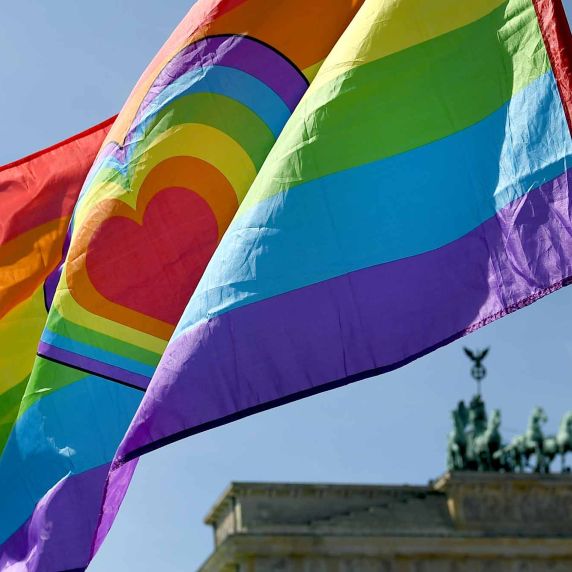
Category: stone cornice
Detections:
[{"x1": 204, "y1": 481, "x2": 433, "y2": 525}]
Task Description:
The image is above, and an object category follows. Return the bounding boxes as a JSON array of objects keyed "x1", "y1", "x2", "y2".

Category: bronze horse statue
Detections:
[
  {"x1": 543, "y1": 411, "x2": 572, "y2": 472},
  {"x1": 447, "y1": 402, "x2": 468, "y2": 471},
  {"x1": 473, "y1": 408, "x2": 502, "y2": 471},
  {"x1": 496, "y1": 406, "x2": 548, "y2": 472}
]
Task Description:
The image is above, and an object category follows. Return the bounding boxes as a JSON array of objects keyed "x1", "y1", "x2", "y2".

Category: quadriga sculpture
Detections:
[
  {"x1": 447, "y1": 401, "x2": 572, "y2": 473},
  {"x1": 454, "y1": 348, "x2": 570, "y2": 473}
]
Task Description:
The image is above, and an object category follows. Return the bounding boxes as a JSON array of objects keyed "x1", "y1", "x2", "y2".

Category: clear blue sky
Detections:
[{"x1": 3, "y1": 3, "x2": 572, "y2": 570}]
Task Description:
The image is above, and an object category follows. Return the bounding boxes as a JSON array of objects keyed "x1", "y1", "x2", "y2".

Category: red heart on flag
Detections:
[{"x1": 86, "y1": 187, "x2": 218, "y2": 326}]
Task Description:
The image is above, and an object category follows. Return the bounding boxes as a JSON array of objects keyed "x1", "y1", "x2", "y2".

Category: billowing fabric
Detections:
[
  {"x1": 113, "y1": 0, "x2": 572, "y2": 476},
  {"x1": 0, "y1": 119, "x2": 113, "y2": 456},
  {"x1": 0, "y1": 1, "x2": 365, "y2": 570}
]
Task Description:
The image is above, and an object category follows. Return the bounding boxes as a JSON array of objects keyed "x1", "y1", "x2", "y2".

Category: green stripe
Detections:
[
  {"x1": 89, "y1": 165, "x2": 130, "y2": 194},
  {"x1": 46, "y1": 308, "x2": 162, "y2": 367},
  {"x1": 132, "y1": 92, "x2": 276, "y2": 172},
  {"x1": 243, "y1": 0, "x2": 549, "y2": 209},
  {"x1": 85, "y1": 91, "x2": 276, "y2": 197},
  {"x1": 0, "y1": 377, "x2": 28, "y2": 456},
  {"x1": 17, "y1": 357, "x2": 87, "y2": 416}
]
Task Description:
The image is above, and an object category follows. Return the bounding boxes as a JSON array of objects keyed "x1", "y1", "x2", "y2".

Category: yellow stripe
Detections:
[
  {"x1": 75, "y1": 123, "x2": 256, "y2": 231},
  {"x1": 129, "y1": 124, "x2": 257, "y2": 202},
  {"x1": 303, "y1": 59, "x2": 325, "y2": 83},
  {"x1": 0, "y1": 287, "x2": 45, "y2": 393},
  {"x1": 310, "y1": 0, "x2": 506, "y2": 93}
]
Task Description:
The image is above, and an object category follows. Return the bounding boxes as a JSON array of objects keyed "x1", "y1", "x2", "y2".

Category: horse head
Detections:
[
  {"x1": 531, "y1": 406, "x2": 547, "y2": 423},
  {"x1": 451, "y1": 409, "x2": 466, "y2": 438},
  {"x1": 557, "y1": 411, "x2": 572, "y2": 448},
  {"x1": 490, "y1": 409, "x2": 501, "y2": 430},
  {"x1": 529, "y1": 406, "x2": 548, "y2": 434},
  {"x1": 563, "y1": 411, "x2": 572, "y2": 432}
]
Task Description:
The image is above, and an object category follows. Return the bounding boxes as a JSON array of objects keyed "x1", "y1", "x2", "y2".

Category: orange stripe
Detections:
[
  {"x1": 0, "y1": 218, "x2": 68, "y2": 319},
  {"x1": 106, "y1": 0, "x2": 364, "y2": 146},
  {"x1": 139, "y1": 156, "x2": 238, "y2": 240},
  {"x1": 206, "y1": 0, "x2": 364, "y2": 71}
]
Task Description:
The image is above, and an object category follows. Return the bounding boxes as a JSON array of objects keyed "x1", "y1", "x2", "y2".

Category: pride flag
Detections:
[
  {"x1": 2, "y1": 0, "x2": 572, "y2": 570},
  {"x1": 114, "y1": 0, "x2": 572, "y2": 464},
  {"x1": 0, "y1": 119, "x2": 112, "y2": 455},
  {"x1": 0, "y1": 1, "x2": 364, "y2": 569}
]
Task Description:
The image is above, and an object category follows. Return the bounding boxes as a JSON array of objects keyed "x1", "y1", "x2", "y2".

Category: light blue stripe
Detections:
[
  {"x1": 135, "y1": 65, "x2": 291, "y2": 140},
  {"x1": 79, "y1": 63, "x2": 290, "y2": 206},
  {"x1": 175, "y1": 71, "x2": 572, "y2": 337},
  {"x1": 0, "y1": 376, "x2": 141, "y2": 543},
  {"x1": 41, "y1": 329, "x2": 156, "y2": 378}
]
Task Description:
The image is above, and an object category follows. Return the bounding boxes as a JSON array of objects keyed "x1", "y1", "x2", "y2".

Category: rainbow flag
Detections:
[
  {"x1": 0, "y1": 1, "x2": 364, "y2": 569},
  {"x1": 3, "y1": 0, "x2": 572, "y2": 569},
  {"x1": 0, "y1": 119, "x2": 112, "y2": 455},
  {"x1": 113, "y1": 0, "x2": 572, "y2": 469}
]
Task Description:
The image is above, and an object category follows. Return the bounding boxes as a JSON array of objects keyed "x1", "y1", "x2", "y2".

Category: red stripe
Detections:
[
  {"x1": 532, "y1": 0, "x2": 572, "y2": 132},
  {"x1": 0, "y1": 115, "x2": 117, "y2": 173},
  {"x1": 0, "y1": 118, "x2": 114, "y2": 244}
]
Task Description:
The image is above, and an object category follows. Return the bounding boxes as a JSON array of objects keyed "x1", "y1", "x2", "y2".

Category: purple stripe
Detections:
[
  {"x1": 138, "y1": 35, "x2": 308, "y2": 119},
  {"x1": 91, "y1": 459, "x2": 138, "y2": 558},
  {"x1": 100, "y1": 35, "x2": 308, "y2": 173},
  {"x1": 44, "y1": 225, "x2": 72, "y2": 311},
  {"x1": 0, "y1": 464, "x2": 109, "y2": 571},
  {"x1": 37, "y1": 342, "x2": 150, "y2": 391},
  {"x1": 116, "y1": 168, "x2": 572, "y2": 459}
]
